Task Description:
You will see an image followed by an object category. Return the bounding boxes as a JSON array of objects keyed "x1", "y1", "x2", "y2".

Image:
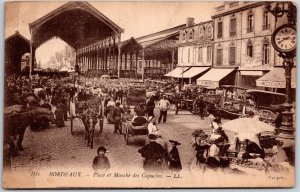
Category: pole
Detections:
[
  {"x1": 142, "y1": 48, "x2": 145, "y2": 81},
  {"x1": 285, "y1": 59, "x2": 292, "y2": 104},
  {"x1": 276, "y1": 55, "x2": 295, "y2": 165},
  {"x1": 117, "y1": 37, "x2": 121, "y2": 78},
  {"x1": 29, "y1": 40, "x2": 33, "y2": 80},
  {"x1": 181, "y1": 65, "x2": 184, "y2": 91}
]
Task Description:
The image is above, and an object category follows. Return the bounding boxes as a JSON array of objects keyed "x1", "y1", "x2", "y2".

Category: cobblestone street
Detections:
[{"x1": 11, "y1": 108, "x2": 232, "y2": 173}]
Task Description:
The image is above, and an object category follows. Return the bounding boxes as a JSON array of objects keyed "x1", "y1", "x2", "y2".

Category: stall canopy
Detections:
[
  {"x1": 164, "y1": 67, "x2": 189, "y2": 78},
  {"x1": 180, "y1": 67, "x2": 210, "y2": 78},
  {"x1": 196, "y1": 68, "x2": 236, "y2": 88},
  {"x1": 256, "y1": 67, "x2": 296, "y2": 88}
]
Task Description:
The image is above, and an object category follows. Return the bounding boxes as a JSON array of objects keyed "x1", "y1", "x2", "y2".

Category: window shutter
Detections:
[
  {"x1": 230, "y1": 18, "x2": 236, "y2": 36},
  {"x1": 229, "y1": 47, "x2": 236, "y2": 65},
  {"x1": 217, "y1": 49, "x2": 222, "y2": 66},
  {"x1": 218, "y1": 22, "x2": 223, "y2": 38}
]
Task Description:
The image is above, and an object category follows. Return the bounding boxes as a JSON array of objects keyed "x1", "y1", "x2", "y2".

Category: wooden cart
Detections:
[{"x1": 121, "y1": 116, "x2": 149, "y2": 145}]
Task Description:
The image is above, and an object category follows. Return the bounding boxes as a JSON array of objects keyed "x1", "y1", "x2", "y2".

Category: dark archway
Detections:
[
  {"x1": 29, "y1": 1, "x2": 123, "y2": 75},
  {"x1": 5, "y1": 31, "x2": 30, "y2": 74}
]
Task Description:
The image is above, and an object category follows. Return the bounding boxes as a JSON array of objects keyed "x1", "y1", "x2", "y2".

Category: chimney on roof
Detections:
[{"x1": 186, "y1": 18, "x2": 195, "y2": 27}]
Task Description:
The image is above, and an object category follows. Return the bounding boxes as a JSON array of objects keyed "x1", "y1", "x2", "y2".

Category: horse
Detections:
[
  {"x1": 83, "y1": 108, "x2": 98, "y2": 149},
  {"x1": 4, "y1": 110, "x2": 34, "y2": 155}
]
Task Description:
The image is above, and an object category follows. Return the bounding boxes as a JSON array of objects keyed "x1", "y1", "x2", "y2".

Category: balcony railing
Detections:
[
  {"x1": 263, "y1": 24, "x2": 270, "y2": 30},
  {"x1": 247, "y1": 27, "x2": 254, "y2": 33},
  {"x1": 230, "y1": 31, "x2": 236, "y2": 37},
  {"x1": 229, "y1": 61, "x2": 236, "y2": 66},
  {"x1": 216, "y1": 5, "x2": 225, "y2": 12}
]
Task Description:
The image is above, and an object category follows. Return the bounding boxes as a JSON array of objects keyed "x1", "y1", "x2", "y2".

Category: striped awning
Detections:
[
  {"x1": 196, "y1": 68, "x2": 236, "y2": 88},
  {"x1": 256, "y1": 67, "x2": 296, "y2": 88},
  {"x1": 164, "y1": 67, "x2": 189, "y2": 78},
  {"x1": 180, "y1": 67, "x2": 210, "y2": 78}
]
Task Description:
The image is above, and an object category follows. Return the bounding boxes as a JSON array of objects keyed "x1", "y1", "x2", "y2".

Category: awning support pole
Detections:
[
  {"x1": 29, "y1": 39, "x2": 33, "y2": 80},
  {"x1": 142, "y1": 48, "x2": 145, "y2": 81},
  {"x1": 117, "y1": 35, "x2": 121, "y2": 78}
]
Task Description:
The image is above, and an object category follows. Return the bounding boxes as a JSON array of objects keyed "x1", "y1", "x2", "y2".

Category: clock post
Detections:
[{"x1": 266, "y1": 1, "x2": 296, "y2": 164}]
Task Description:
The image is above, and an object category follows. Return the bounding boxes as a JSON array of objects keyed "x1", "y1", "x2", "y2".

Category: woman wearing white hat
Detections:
[{"x1": 147, "y1": 116, "x2": 159, "y2": 135}]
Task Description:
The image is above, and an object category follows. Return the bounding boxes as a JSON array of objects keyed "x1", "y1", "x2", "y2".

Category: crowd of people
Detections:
[{"x1": 5, "y1": 73, "x2": 292, "y2": 174}]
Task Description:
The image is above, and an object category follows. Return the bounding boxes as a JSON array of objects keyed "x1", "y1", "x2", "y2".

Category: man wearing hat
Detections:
[
  {"x1": 158, "y1": 95, "x2": 170, "y2": 123},
  {"x1": 168, "y1": 140, "x2": 182, "y2": 172},
  {"x1": 146, "y1": 96, "x2": 155, "y2": 117},
  {"x1": 138, "y1": 134, "x2": 166, "y2": 172},
  {"x1": 92, "y1": 146, "x2": 110, "y2": 171},
  {"x1": 41, "y1": 98, "x2": 52, "y2": 111}
]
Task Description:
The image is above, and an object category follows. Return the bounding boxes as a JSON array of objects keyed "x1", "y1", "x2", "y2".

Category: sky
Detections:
[{"x1": 5, "y1": 1, "x2": 221, "y2": 66}]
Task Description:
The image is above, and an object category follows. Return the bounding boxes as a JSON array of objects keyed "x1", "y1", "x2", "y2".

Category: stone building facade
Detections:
[
  {"x1": 178, "y1": 18, "x2": 214, "y2": 67},
  {"x1": 211, "y1": 1, "x2": 289, "y2": 88},
  {"x1": 176, "y1": 18, "x2": 213, "y2": 83}
]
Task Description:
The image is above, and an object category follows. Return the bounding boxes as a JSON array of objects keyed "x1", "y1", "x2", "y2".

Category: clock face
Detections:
[{"x1": 272, "y1": 24, "x2": 296, "y2": 53}]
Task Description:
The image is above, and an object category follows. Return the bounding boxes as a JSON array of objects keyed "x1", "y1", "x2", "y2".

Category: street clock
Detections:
[{"x1": 271, "y1": 24, "x2": 296, "y2": 53}]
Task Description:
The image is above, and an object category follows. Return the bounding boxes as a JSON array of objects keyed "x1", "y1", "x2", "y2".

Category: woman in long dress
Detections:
[{"x1": 168, "y1": 140, "x2": 182, "y2": 172}]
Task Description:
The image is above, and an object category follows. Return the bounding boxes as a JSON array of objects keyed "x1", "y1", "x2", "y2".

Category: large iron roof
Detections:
[{"x1": 29, "y1": 1, "x2": 123, "y2": 49}]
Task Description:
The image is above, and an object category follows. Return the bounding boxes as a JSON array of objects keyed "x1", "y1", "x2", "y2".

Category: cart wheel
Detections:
[
  {"x1": 194, "y1": 106, "x2": 200, "y2": 114},
  {"x1": 90, "y1": 130, "x2": 94, "y2": 149},
  {"x1": 99, "y1": 119, "x2": 103, "y2": 134},
  {"x1": 235, "y1": 138, "x2": 240, "y2": 154},
  {"x1": 70, "y1": 116, "x2": 74, "y2": 135}
]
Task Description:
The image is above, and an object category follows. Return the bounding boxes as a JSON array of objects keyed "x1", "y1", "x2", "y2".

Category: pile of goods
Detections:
[
  {"x1": 231, "y1": 158, "x2": 266, "y2": 170},
  {"x1": 257, "y1": 109, "x2": 277, "y2": 124},
  {"x1": 126, "y1": 85, "x2": 146, "y2": 106}
]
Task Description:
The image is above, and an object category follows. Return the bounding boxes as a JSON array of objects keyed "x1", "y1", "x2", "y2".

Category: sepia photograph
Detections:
[{"x1": 3, "y1": 0, "x2": 296, "y2": 188}]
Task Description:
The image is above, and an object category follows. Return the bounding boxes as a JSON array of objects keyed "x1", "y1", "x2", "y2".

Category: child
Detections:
[{"x1": 92, "y1": 146, "x2": 110, "y2": 171}]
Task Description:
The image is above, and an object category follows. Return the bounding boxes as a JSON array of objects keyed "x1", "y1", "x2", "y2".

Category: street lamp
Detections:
[
  {"x1": 265, "y1": 1, "x2": 297, "y2": 25},
  {"x1": 266, "y1": 1, "x2": 296, "y2": 164}
]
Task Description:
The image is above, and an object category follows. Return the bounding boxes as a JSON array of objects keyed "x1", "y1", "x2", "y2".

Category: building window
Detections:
[
  {"x1": 199, "y1": 26, "x2": 204, "y2": 39},
  {"x1": 188, "y1": 48, "x2": 190, "y2": 62},
  {"x1": 182, "y1": 32, "x2": 186, "y2": 42},
  {"x1": 181, "y1": 48, "x2": 183, "y2": 62},
  {"x1": 247, "y1": 44, "x2": 253, "y2": 57},
  {"x1": 216, "y1": 48, "x2": 223, "y2": 66},
  {"x1": 217, "y1": 21, "x2": 223, "y2": 38},
  {"x1": 229, "y1": 46, "x2": 236, "y2": 65},
  {"x1": 189, "y1": 30, "x2": 194, "y2": 41},
  {"x1": 198, "y1": 47, "x2": 202, "y2": 62},
  {"x1": 207, "y1": 46, "x2": 212, "y2": 62},
  {"x1": 263, "y1": 11, "x2": 270, "y2": 30},
  {"x1": 262, "y1": 43, "x2": 270, "y2": 65},
  {"x1": 247, "y1": 11, "x2": 254, "y2": 33},
  {"x1": 230, "y1": 18, "x2": 237, "y2": 36},
  {"x1": 206, "y1": 25, "x2": 212, "y2": 39}
]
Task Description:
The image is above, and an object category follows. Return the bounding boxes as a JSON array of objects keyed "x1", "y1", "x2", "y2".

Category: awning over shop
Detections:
[
  {"x1": 180, "y1": 67, "x2": 210, "y2": 78},
  {"x1": 196, "y1": 68, "x2": 236, "y2": 88},
  {"x1": 164, "y1": 67, "x2": 189, "y2": 77},
  {"x1": 256, "y1": 67, "x2": 296, "y2": 88}
]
